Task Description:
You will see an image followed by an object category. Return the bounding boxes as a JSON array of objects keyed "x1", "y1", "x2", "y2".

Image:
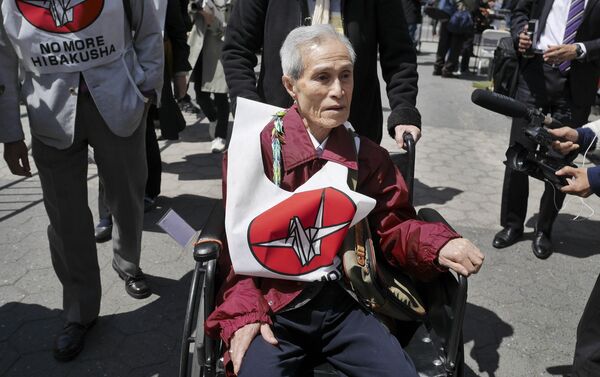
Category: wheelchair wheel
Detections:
[{"x1": 181, "y1": 259, "x2": 224, "y2": 377}]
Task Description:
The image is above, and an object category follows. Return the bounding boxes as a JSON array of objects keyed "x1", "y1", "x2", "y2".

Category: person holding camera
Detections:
[
  {"x1": 493, "y1": 0, "x2": 600, "y2": 259},
  {"x1": 548, "y1": 121, "x2": 600, "y2": 376}
]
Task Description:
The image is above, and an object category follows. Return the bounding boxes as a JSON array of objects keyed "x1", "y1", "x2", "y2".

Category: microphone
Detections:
[
  {"x1": 471, "y1": 89, "x2": 530, "y2": 119},
  {"x1": 471, "y1": 89, "x2": 563, "y2": 128}
]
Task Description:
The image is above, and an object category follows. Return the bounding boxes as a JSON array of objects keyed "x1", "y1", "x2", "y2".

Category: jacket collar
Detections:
[{"x1": 281, "y1": 105, "x2": 358, "y2": 172}]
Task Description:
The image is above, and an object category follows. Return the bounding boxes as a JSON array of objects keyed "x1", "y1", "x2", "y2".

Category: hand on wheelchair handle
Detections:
[
  {"x1": 230, "y1": 322, "x2": 278, "y2": 375},
  {"x1": 437, "y1": 238, "x2": 484, "y2": 277},
  {"x1": 394, "y1": 125, "x2": 421, "y2": 150}
]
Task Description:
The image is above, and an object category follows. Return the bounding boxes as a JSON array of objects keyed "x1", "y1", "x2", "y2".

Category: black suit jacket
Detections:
[
  {"x1": 511, "y1": 0, "x2": 600, "y2": 106},
  {"x1": 222, "y1": 0, "x2": 421, "y2": 144}
]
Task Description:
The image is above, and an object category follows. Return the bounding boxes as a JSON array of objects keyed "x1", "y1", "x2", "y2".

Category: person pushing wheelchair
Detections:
[{"x1": 206, "y1": 24, "x2": 484, "y2": 376}]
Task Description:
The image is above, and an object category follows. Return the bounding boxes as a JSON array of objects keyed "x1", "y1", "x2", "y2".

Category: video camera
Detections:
[{"x1": 471, "y1": 89, "x2": 577, "y2": 188}]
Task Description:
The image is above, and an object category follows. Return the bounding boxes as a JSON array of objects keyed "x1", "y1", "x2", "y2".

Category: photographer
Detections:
[
  {"x1": 548, "y1": 121, "x2": 600, "y2": 377},
  {"x1": 493, "y1": 0, "x2": 600, "y2": 259}
]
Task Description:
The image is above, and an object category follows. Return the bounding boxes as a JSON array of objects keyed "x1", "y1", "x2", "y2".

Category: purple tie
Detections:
[{"x1": 559, "y1": 0, "x2": 585, "y2": 72}]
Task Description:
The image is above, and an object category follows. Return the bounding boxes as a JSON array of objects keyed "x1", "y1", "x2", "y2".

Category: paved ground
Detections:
[{"x1": 2, "y1": 39, "x2": 600, "y2": 377}]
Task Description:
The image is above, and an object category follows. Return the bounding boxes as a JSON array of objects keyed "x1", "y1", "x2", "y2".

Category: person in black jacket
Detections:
[
  {"x1": 222, "y1": 0, "x2": 422, "y2": 148},
  {"x1": 492, "y1": 0, "x2": 600, "y2": 259}
]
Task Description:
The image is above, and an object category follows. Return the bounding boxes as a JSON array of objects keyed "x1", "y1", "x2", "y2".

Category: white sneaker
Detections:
[
  {"x1": 211, "y1": 137, "x2": 226, "y2": 153},
  {"x1": 208, "y1": 120, "x2": 217, "y2": 139}
]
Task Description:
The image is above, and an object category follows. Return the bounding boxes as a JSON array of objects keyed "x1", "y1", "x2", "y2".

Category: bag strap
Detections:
[{"x1": 123, "y1": 0, "x2": 133, "y2": 31}]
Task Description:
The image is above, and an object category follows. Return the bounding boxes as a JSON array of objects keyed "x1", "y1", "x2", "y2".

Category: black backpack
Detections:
[{"x1": 492, "y1": 36, "x2": 520, "y2": 97}]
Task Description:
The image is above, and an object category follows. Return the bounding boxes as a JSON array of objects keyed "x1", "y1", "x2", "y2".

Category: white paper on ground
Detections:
[{"x1": 157, "y1": 209, "x2": 196, "y2": 248}]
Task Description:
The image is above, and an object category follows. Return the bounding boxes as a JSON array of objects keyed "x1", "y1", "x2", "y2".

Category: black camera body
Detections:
[
  {"x1": 471, "y1": 89, "x2": 577, "y2": 188},
  {"x1": 505, "y1": 119, "x2": 577, "y2": 188}
]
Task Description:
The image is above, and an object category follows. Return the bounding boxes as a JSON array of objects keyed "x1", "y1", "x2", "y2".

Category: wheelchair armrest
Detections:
[
  {"x1": 193, "y1": 203, "x2": 225, "y2": 263},
  {"x1": 417, "y1": 207, "x2": 468, "y2": 374}
]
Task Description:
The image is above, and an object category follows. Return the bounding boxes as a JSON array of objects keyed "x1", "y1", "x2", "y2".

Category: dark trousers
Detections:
[
  {"x1": 573, "y1": 274, "x2": 600, "y2": 376},
  {"x1": 237, "y1": 284, "x2": 418, "y2": 377},
  {"x1": 500, "y1": 57, "x2": 591, "y2": 234},
  {"x1": 194, "y1": 91, "x2": 230, "y2": 139},
  {"x1": 460, "y1": 32, "x2": 475, "y2": 72},
  {"x1": 99, "y1": 108, "x2": 161, "y2": 219},
  {"x1": 33, "y1": 92, "x2": 147, "y2": 323},
  {"x1": 434, "y1": 20, "x2": 466, "y2": 74}
]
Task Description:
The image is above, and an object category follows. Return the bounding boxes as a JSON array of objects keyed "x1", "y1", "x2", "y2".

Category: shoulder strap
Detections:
[{"x1": 123, "y1": 0, "x2": 133, "y2": 30}]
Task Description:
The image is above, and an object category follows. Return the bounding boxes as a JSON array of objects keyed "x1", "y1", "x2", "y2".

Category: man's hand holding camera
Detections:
[
  {"x1": 549, "y1": 127, "x2": 593, "y2": 197},
  {"x1": 518, "y1": 25, "x2": 578, "y2": 63}
]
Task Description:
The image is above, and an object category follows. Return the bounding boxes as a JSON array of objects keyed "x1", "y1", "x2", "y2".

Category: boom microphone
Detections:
[
  {"x1": 471, "y1": 89, "x2": 530, "y2": 119},
  {"x1": 471, "y1": 89, "x2": 563, "y2": 128}
]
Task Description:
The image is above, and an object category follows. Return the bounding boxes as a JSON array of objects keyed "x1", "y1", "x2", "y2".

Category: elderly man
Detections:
[
  {"x1": 206, "y1": 24, "x2": 484, "y2": 377},
  {"x1": 0, "y1": 0, "x2": 163, "y2": 361}
]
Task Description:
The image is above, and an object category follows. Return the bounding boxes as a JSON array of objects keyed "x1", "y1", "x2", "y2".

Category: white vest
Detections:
[
  {"x1": 225, "y1": 98, "x2": 376, "y2": 282},
  {"x1": 2, "y1": 0, "x2": 126, "y2": 74}
]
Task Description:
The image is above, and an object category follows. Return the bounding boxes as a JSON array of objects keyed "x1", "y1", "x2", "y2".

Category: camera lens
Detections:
[{"x1": 505, "y1": 145, "x2": 531, "y2": 172}]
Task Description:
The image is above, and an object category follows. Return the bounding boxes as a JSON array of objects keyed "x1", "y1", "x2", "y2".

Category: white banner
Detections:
[
  {"x1": 225, "y1": 98, "x2": 376, "y2": 282},
  {"x1": 2, "y1": 0, "x2": 126, "y2": 74}
]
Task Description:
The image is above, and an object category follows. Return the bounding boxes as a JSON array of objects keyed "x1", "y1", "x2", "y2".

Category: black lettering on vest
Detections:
[
  {"x1": 69, "y1": 53, "x2": 79, "y2": 64},
  {"x1": 50, "y1": 42, "x2": 61, "y2": 53},
  {"x1": 49, "y1": 55, "x2": 59, "y2": 65},
  {"x1": 96, "y1": 35, "x2": 105, "y2": 47},
  {"x1": 98, "y1": 46, "x2": 110, "y2": 57},
  {"x1": 40, "y1": 43, "x2": 51, "y2": 55},
  {"x1": 31, "y1": 56, "x2": 44, "y2": 67},
  {"x1": 75, "y1": 40, "x2": 85, "y2": 50},
  {"x1": 89, "y1": 49, "x2": 98, "y2": 60},
  {"x1": 80, "y1": 51, "x2": 90, "y2": 62},
  {"x1": 63, "y1": 40, "x2": 76, "y2": 52},
  {"x1": 85, "y1": 37, "x2": 95, "y2": 49}
]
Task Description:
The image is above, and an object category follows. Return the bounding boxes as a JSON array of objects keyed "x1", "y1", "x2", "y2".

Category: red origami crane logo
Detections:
[
  {"x1": 248, "y1": 188, "x2": 356, "y2": 276},
  {"x1": 17, "y1": 0, "x2": 104, "y2": 33}
]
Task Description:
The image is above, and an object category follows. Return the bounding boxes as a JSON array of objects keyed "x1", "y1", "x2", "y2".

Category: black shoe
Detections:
[
  {"x1": 441, "y1": 70, "x2": 460, "y2": 78},
  {"x1": 532, "y1": 231, "x2": 553, "y2": 259},
  {"x1": 433, "y1": 68, "x2": 442, "y2": 76},
  {"x1": 94, "y1": 217, "x2": 112, "y2": 243},
  {"x1": 492, "y1": 227, "x2": 524, "y2": 249},
  {"x1": 143, "y1": 196, "x2": 156, "y2": 213},
  {"x1": 112, "y1": 261, "x2": 151, "y2": 299},
  {"x1": 53, "y1": 319, "x2": 97, "y2": 362}
]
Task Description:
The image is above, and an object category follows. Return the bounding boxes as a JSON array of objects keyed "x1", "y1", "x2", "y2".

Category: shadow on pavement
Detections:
[
  {"x1": 161, "y1": 152, "x2": 223, "y2": 181},
  {"x1": 0, "y1": 272, "x2": 193, "y2": 377},
  {"x1": 546, "y1": 364, "x2": 573, "y2": 376},
  {"x1": 526, "y1": 213, "x2": 600, "y2": 258},
  {"x1": 412, "y1": 178, "x2": 463, "y2": 207},
  {"x1": 463, "y1": 303, "x2": 514, "y2": 377}
]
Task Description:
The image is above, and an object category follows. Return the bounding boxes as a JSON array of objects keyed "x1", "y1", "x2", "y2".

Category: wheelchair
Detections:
[{"x1": 178, "y1": 134, "x2": 468, "y2": 377}]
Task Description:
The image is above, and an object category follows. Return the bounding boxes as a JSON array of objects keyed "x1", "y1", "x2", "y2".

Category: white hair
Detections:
[{"x1": 280, "y1": 24, "x2": 356, "y2": 80}]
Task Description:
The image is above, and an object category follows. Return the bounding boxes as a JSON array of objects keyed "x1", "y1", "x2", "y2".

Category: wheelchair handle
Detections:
[
  {"x1": 193, "y1": 203, "x2": 225, "y2": 262},
  {"x1": 403, "y1": 133, "x2": 415, "y2": 206}
]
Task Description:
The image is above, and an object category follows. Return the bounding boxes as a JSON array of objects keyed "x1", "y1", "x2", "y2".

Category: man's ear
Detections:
[{"x1": 282, "y1": 75, "x2": 296, "y2": 101}]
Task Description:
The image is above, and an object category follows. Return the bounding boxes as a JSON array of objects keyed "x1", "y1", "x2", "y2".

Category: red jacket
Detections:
[{"x1": 205, "y1": 106, "x2": 460, "y2": 346}]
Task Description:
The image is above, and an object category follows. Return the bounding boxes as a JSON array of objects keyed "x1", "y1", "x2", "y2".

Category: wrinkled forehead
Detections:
[{"x1": 299, "y1": 38, "x2": 353, "y2": 69}]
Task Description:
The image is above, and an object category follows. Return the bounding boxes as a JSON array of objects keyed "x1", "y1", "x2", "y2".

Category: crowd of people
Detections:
[{"x1": 0, "y1": 0, "x2": 599, "y2": 376}]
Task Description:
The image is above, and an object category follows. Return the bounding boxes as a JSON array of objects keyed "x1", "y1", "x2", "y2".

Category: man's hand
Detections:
[
  {"x1": 518, "y1": 26, "x2": 532, "y2": 54},
  {"x1": 544, "y1": 44, "x2": 578, "y2": 64},
  {"x1": 230, "y1": 322, "x2": 278, "y2": 375},
  {"x1": 556, "y1": 166, "x2": 592, "y2": 197},
  {"x1": 549, "y1": 127, "x2": 580, "y2": 155},
  {"x1": 437, "y1": 238, "x2": 484, "y2": 277},
  {"x1": 3, "y1": 141, "x2": 31, "y2": 177},
  {"x1": 394, "y1": 125, "x2": 421, "y2": 149}
]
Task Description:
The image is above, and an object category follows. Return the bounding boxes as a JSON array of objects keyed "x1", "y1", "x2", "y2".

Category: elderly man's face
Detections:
[{"x1": 284, "y1": 38, "x2": 354, "y2": 132}]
